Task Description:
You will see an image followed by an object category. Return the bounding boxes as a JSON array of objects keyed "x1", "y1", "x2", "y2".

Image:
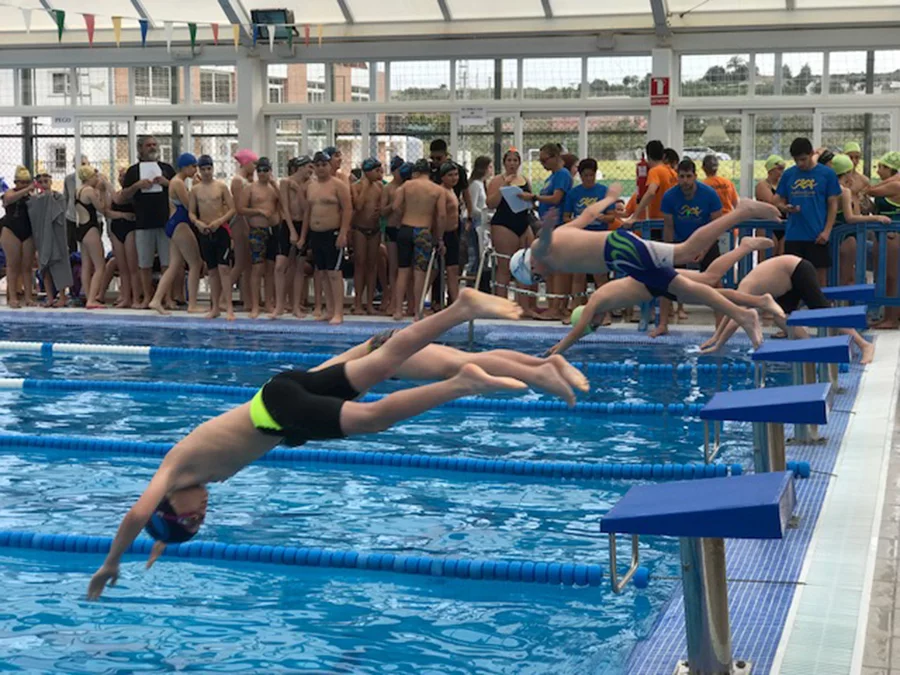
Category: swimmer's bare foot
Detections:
[
  {"x1": 600, "y1": 312, "x2": 612, "y2": 327},
  {"x1": 529, "y1": 363, "x2": 576, "y2": 406},
  {"x1": 206, "y1": 306, "x2": 220, "y2": 320},
  {"x1": 187, "y1": 305, "x2": 205, "y2": 314},
  {"x1": 735, "y1": 200, "x2": 781, "y2": 222},
  {"x1": 739, "y1": 236, "x2": 775, "y2": 252},
  {"x1": 7, "y1": 299, "x2": 20, "y2": 309},
  {"x1": 164, "y1": 300, "x2": 177, "y2": 311},
  {"x1": 53, "y1": 295, "x2": 68, "y2": 308},
  {"x1": 114, "y1": 300, "x2": 132, "y2": 309},
  {"x1": 456, "y1": 363, "x2": 527, "y2": 396},
  {"x1": 677, "y1": 307, "x2": 689, "y2": 321},
  {"x1": 249, "y1": 307, "x2": 261, "y2": 319},
  {"x1": 319, "y1": 313, "x2": 333, "y2": 322},
  {"x1": 860, "y1": 340, "x2": 875, "y2": 364},
  {"x1": 313, "y1": 309, "x2": 324, "y2": 321},
  {"x1": 293, "y1": 307, "x2": 306, "y2": 319},
  {"x1": 85, "y1": 302, "x2": 106, "y2": 310},
  {"x1": 225, "y1": 308, "x2": 235, "y2": 321},
  {"x1": 136, "y1": 300, "x2": 151, "y2": 310},
  {"x1": 329, "y1": 315, "x2": 344, "y2": 326},
  {"x1": 649, "y1": 325, "x2": 669, "y2": 338},
  {"x1": 147, "y1": 300, "x2": 170, "y2": 316},
  {"x1": 738, "y1": 308, "x2": 763, "y2": 349},
  {"x1": 392, "y1": 311, "x2": 403, "y2": 321},
  {"x1": 456, "y1": 288, "x2": 523, "y2": 321},
  {"x1": 350, "y1": 305, "x2": 362, "y2": 315},
  {"x1": 268, "y1": 308, "x2": 283, "y2": 320},
  {"x1": 759, "y1": 293, "x2": 786, "y2": 320},
  {"x1": 548, "y1": 354, "x2": 590, "y2": 393},
  {"x1": 699, "y1": 340, "x2": 722, "y2": 354},
  {"x1": 366, "y1": 304, "x2": 376, "y2": 315}
]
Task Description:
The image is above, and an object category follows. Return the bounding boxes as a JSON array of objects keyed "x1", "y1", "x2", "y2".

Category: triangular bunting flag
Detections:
[
  {"x1": 232, "y1": 24, "x2": 240, "y2": 51},
  {"x1": 84, "y1": 14, "x2": 95, "y2": 47},
  {"x1": 21, "y1": 8, "x2": 31, "y2": 34},
  {"x1": 164, "y1": 21, "x2": 173, "y2": 52},
  {"x1": 139, "y1": 19, "x2": 149, "y2": 47},
  {"x1": 317, "y1": 24, "x2": 322, "y2": 46},
  {"x1": 211, "y1": 23, "x2": 219, "y2": 45},
  {"x1": 304, "y1": 24, "x2": 309, "y2": 47},
  {"x1": 268, "y1": 24, "x2": 275, "y2": 52},
  {"x1": 112, "y1": 16, "x2": 122, "y2": 46},
  {"x1": 188, "y1": 22, "x2": 197, "y2": 50},
  {"x1": 54, "y1": 10, "x2": 65, "y2": 42}
]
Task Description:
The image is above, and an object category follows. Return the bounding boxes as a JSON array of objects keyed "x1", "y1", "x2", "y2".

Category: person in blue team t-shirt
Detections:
[
  {"x1": 563, "y1": 158, "x2": 617, "y2": 324},
  {"x1": 655, "y1": 158, "x2": 724, "y2": 336},
  {"x1": 520, "y1": 143, "x2": 574, "y2": 321},
  {"x1": 774, "y1": 136, "x2": 842, "y2": 285}
]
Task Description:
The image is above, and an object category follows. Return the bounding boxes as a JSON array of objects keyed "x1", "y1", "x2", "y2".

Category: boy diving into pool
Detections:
[
  {"x1": 88, "y1": 289, "x2": 581, "y2": 600},
  {"x1": 509, "y1": 185, "x2": 783, "y2": 348}
]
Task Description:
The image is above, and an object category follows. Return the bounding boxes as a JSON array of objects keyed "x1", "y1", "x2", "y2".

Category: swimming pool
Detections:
[{"x1": 0, "y1": 315, "x2": 831, "y2": 674}]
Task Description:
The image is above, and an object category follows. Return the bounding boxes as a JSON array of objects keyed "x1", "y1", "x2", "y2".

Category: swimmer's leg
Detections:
[
  {"x1": 690, "y1": 237, "x2": 775, "y2": 286},
  {"x1": 311, "y1": 342, "x2": 371, "y2": 372},
  {"x1": 340, "y1": 364, "x2": 526, "y2": 434},
  {"x1": 550, "y1": 278, "x2": 651, "y2": 355},
  {"x1": 673, "y1": 201, "x2": 780, "y2": 266},
  {"x1": 343, "y1": 289, "x2": 522, "y2": 393},
  {"x1": 668, "y1": 275, "x2": 763, "y2": 348}
]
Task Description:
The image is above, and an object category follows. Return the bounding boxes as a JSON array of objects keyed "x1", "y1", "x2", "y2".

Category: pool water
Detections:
[{"x1": 0, "y1": 320, "x2": 787, "y2": 674}]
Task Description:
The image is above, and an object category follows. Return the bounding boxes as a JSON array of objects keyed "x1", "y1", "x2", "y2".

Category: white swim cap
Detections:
[{"x1": 510, "y1": 248, "x2": 534, "y2": 285}]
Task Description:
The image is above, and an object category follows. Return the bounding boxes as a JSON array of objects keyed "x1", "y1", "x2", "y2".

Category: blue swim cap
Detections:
[
  {"x1": 197, "y1": 155, "x2": 214, "y2": 168},
  {"x1": 323, "y1": 146, "x2": 338, "y2": 157},
  {"x1": 362, "y1": 157, "x2": 382, "y2": 173},
  {"x1": 398, "y1": 162, "x2": 414, "y2": 181},
  {"x1": 177, "y1": 153, "x2": 198, "y2": 169},
  {"x1": 389, "y1": 156, "x2": 405, "y2": 172}
]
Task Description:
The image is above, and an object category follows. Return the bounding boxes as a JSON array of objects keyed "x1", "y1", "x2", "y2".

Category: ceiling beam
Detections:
[
  {"x1": 217, "y1": 0, "x2": 253, "y2": 43},
  {"x1": 130, "y1": 0, "x2": 155, "y2": 29},
  {"x1": 542, "y1": 0, "x2": 553, "y2": 18},
  {"x1": 336, "y1": 0, "x2": 354, "y2": 23},
  {"x1": 436, "y1": 0, "x2": 452, "y2": 21},
  {"x1": 649, "y1": 0, "x2": 671, "y2": 38}
]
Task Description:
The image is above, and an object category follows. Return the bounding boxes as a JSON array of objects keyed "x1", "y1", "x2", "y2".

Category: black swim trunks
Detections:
[
  {"x1": 775, "y1": 259, "x2": 831, "y2": 314},
  {"x1": 250, "y1": 364, "x2": 361, "y2": 447},
  {"x1": 197, "y1": 226, "x2": 233, "y2": 269},
  {"x1": 310, "y1": 229, "x2": 344, "y2": 271}
]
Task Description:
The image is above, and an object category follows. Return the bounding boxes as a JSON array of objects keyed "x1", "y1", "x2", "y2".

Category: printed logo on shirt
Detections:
[
  {"x1": 792, "y1": 178, "x2": 817, "y2": 191},
  {"x1": 576, "y1": 197, "x2": 600, "y2": 211},
  {"x1": 679, "y1": 205, "x2": 702, "y2": 218}
]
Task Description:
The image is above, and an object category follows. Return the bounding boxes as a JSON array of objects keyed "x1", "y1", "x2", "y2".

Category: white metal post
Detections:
[{"x1": 649, "y1": 48, "x2": 675, "y2": 146}]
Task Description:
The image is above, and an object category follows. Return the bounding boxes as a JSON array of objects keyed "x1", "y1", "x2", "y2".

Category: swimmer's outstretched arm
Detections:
[
  {"x1": 561, "y1": 183, "x2": 623, "y2": 230},
  {"x1": 87, "y1": 468, "x2": 174, "y2": 599}
]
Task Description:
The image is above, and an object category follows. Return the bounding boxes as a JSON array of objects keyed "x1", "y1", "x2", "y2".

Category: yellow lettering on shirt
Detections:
[{"x1": 792, "y1": 178, "x2": 817, "y2": 191}]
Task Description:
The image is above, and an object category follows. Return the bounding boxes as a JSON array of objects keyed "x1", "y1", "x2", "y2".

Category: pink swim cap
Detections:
[{"x1": 233, "y1": 148, "x2": 259, "y2": 167}]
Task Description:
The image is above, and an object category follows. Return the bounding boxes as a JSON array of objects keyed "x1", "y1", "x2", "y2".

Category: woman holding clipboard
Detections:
[{"x1": 486, "y1": 149, "x2": 536, "y2": 314}]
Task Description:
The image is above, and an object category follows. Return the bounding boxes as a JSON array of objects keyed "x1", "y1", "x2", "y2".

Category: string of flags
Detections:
[{"x1": 7, "y1": 3, "x2": 325, "y2": 52}]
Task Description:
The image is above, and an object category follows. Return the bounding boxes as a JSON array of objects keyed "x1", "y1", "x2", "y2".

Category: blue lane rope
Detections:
[
  {"x1": 11, "y1": 377, "x2": 708, "y2": 416},
  {"x1": 0, "y1": 340, "x2": 753, "y2": 380},
  {"x1": 0, "y1": 432, "x2": 813, "y2": 480},
  {"x1": 0, "y1": 432, "x2": 749, "y2": 481},
  {"x1": 0, "y1": 530, "x2": 604, "y2": 587}
]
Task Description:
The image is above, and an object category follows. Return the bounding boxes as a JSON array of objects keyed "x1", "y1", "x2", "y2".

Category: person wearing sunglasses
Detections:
[
  {"x1": 86, "y1": 289, "x2": 576, "y2": 600},
  {"x1": 1, "y1": 166, "x2": 36, "y2": 308}
]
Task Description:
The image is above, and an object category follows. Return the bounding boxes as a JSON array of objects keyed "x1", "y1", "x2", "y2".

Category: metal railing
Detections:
[{"x1": 829, "y1": 218, "x2": 900, "y2": 306}]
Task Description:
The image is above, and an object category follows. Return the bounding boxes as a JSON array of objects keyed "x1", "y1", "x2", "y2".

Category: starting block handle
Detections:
[{"x1": 609, "y1": 532, "x2": 640, "y2": 594}]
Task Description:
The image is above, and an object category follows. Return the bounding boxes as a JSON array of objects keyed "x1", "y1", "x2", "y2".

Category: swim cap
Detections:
[
  {"x1": 143, "y1": 497, "x2": 199, "y2": 544},
  {"x1": 879, "y1": 152, "x2": 900, "y2": 172},
  {"x1": 197, "y1": 154, "x2": 214, "y2": 168},
  {"x1": 843, "y1": 141, "x2": 861, "y2": 153},
  {"x1": 177, "y1": 153, "x2": 198, "y2": 169},
  {"x1": 818, "y1": 149, "x2": 835, "y2": 167},
  {"x1": 765, "y1": 155, "x2": 785, "y2": 172},
  {"x1": 398, "y1": 162, "x2": 414, "y2": 181},
  {"x1": 76, "y1": 165, "x2": 96, "y2": 182},
  {"x1": 510, "y1": 248, "x2": 534, "y2": 285},
  {"x1": 14, "y1": 166, "x2": 32, "y2": 182},
  {"x1": 323, "y1": 146, "x2": 338, "y2": 157},
  {"x1": 361, "y1": 157, "x2": 382, "y2": 173},
  {"x1": 296, "y1": 155, "x2": 312, "y2": 167},
  {"x1": 831, "y1": 154, "x2": 853, "y2": 176},
  {"x1": 413, "y1": 158, "x2": 431, "y2": 175},
  {"x1": 256, "y1": 156, "x2": 273, "y2": 172},
  {"x1": 439, "y1": 161, "x2": 458, "y2": 177},
  {"x1": 389, "y1": 156, "x2": 405, "y2": 172},
  {"x1": 233, "y1": 148, "x2": 259, "y2": 167},
  {"x1": 570, "y1": 305, "x2": 595, "y2": 336},
  {"x1": 313, "y1": 151, "x2": 330, "y2": 164}
]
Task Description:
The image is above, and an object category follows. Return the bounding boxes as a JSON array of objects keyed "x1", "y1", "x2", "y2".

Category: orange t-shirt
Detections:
[
  {"x1": 703, "y1": 176, "x2": 739, "y2": 213},
  {"x1": 646, "y1": 164, "x2": 677, "y2": 219}
]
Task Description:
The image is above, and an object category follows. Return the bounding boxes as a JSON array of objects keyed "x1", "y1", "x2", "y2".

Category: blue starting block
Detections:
[
  {"x1": 786, "y1": 304, "x2": 867, "y2": 330},
  {"x1": 700, "y1": 383, "x2": 830, "y2": 473},
  {"x1": 752, "y1": 335, "x2": 851, "y2": 365},
  {"x1": 601, "y1": 472, "x2": 796, "y2": 673},
  {"x1": 822, "y1": 284, "x2": 875, "y2": 304}
]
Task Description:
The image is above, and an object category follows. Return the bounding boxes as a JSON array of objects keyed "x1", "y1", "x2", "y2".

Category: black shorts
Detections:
[
  {"x1": 397, "y1": 226, "x2": 432, "y2": 272},
  {"x1": 385, "y1": 226, "x2": 399, "y2": 243},
  {"x1": 775, "y1": 259, "x2": 831, "y2": 314},
  {"x1": 310, "y1": 229, "x2": 344, "y2": 271},
  {"x1": 110, "y1": 219, "x2": 134, "y2": 245},
  {"x1": 675, "y1": 243, "x2": 720, "y2": 274},
  {"x1": 443, "y1": 229, "x2": 460, "y2": 268},
  {"x1": 197, "y1": 226, "x2": 232, "y2": 269},
  {"x1": 784, "y1": 240, "x2": 832, "y2": 269},
  {"x1": 266, "y1": 222, "x2": 294, "y2": 261},
  {"x1": 255, "y1": 364, "x2": 360, "y2": 447},
  {"x1": 66, "y1": 218, "x2": 78, "y2": 254},
  {"x1": 646, "y1": 285, "x2": 677, "y2": 301}
]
